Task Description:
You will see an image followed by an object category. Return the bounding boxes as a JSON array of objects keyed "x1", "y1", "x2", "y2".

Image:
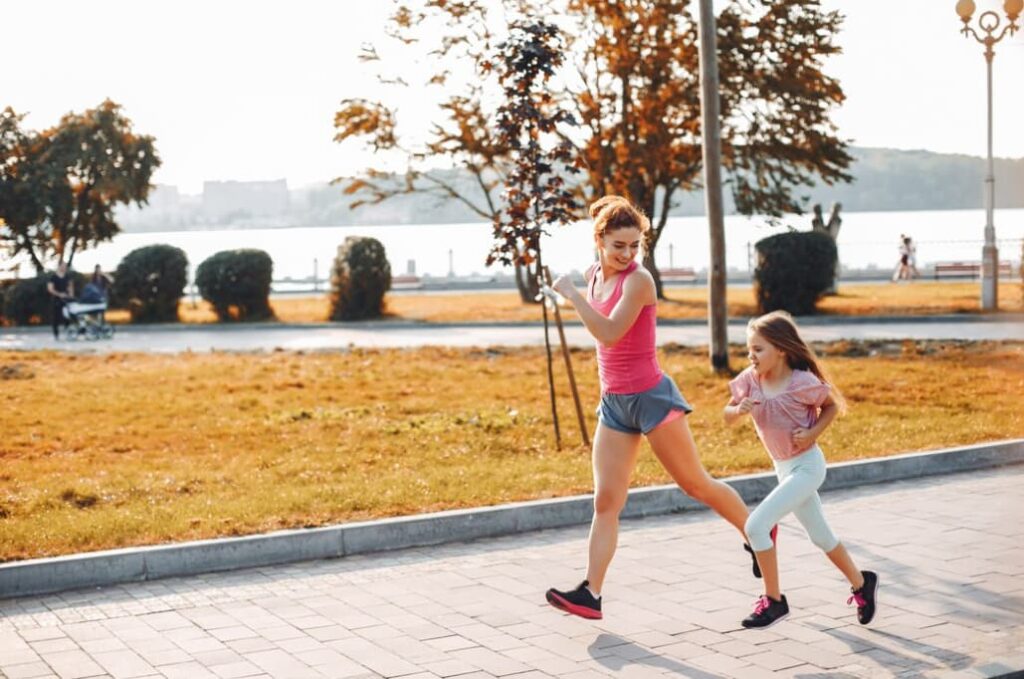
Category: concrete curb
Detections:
[{"x1": 1, "y1": 439, "x2": 1022, "y2": 600}]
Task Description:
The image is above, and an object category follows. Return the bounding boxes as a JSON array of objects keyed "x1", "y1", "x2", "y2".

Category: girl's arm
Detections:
[
  {"x1": 552, "y1": 270, "x2": 655, "y2": 346},
  {"x1": 724, "y1": 397, "x2": 759, "y2": 426},
  {"x1": 792, "y1": 395, "x2": 839, "y2": 447}
]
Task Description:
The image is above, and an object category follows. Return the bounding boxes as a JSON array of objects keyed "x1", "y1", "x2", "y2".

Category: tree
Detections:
[
  {"x1": 566, "y1": 0, "x2": 852, "y2": 297},
  {"x1": 336, "y1": 1, "x2": 851, "y2": 298},
  {"x1": 487, "y1": 20, "x2": 580, "y2": 298},
  {"x1": 334, "y1": 2, "x2": 548, "y2": 301},
  {"x1": 0, "y1": 100, "x2": 160, "y2": 274}
]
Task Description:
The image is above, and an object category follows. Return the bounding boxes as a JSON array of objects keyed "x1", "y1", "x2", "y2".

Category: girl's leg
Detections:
[
  {"x1": 645, "y1": 416, "x2": 748, "y2": 536},
  {"x1": 790, "y1": 487, "x2": 878, "y2": 624},
  {"x1": 790, "y1": 492, "x2": 864, "y2": 589},
  {"x1": 745, "y1": 457, "x2": 826, "y2": 600},
  {"x1": 585, "y1": 423, "x2": 642, "y2": 594},
  {"x1": 825, "y1": 543, "x2": 865, "y2": 590}
]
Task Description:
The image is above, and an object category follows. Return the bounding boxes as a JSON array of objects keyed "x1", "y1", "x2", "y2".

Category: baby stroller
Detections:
[{"x1": 62, "y1": 284, "x2": 115, "y2": 340}]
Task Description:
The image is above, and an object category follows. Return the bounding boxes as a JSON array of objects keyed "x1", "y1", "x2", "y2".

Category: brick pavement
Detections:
[{"x1": 1, "y1": 467, "x2": 1022, "y2": 678}]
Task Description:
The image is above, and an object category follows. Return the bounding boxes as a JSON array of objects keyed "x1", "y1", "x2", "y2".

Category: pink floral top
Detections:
[{"x1": 729, "y1": 367, "x2": 832, "y2": 461}]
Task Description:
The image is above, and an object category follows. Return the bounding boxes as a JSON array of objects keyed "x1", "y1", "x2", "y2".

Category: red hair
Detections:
[{"x1": 589, "y1": 195, "x2": 650, "y2": 240}]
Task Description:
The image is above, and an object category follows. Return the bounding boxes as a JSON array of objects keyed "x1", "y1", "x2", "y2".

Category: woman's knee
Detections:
[
  {"x1": 593, "y1": 488, "x2": 627, "y2": 516},
  {"x1": 679, "y1": 474, "x2": 715, "y2": 503}
]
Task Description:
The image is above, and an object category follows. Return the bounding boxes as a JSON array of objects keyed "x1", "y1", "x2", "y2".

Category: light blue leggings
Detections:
[{"x1": 745, "y1": 445, "x2": 840, "y2": 553}]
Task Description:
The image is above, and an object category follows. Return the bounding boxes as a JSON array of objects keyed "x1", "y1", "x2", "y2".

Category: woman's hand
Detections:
[{"x1": 551, "y1": 274, "x2": 576, "y2": 299}]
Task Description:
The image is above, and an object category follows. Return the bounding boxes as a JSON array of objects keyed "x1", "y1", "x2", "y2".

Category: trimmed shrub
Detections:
[
  {"x1": 110, "y1": 245, "x2": 188, "y2": 322},
  {"x1": 329, "y1": 236, "x2": 391, "y2": 321},
  {"x1": 753, "y1": 231, "x2": 837, "y2": 315},
  {"x1": 0, "y1": 278, "x2": 17, "y2": 325},
  {"x1": 2, "y1": 271, "x2": 87, "y2": 326},
  {"x1": 195, "y1": 249, "x2": 274, "y2": 322}
]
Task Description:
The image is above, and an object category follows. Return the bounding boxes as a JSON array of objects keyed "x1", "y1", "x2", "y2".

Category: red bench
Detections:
[
  {"x1": 933, "y1": 261, "x2": 1014, "y2": 279},
  {"x1": 661, "y1": 267, "x2": 697, "y2": 283}
]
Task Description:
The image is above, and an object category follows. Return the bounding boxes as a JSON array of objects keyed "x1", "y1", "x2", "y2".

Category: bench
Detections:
[
  {"x1": 660, "y1": 267, "x2": 698, "y2": 283},
  {"x1": 933, "y1": 261, "x2": 1014, "y2": 279},
  {"x1": 390, "y1": 274, "x2": 424, "y2": 289}
]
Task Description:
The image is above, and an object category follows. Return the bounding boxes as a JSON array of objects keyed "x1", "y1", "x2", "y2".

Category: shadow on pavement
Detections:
[{"x1": 587, "y1": 633, "x2": 725, "y2": 678}]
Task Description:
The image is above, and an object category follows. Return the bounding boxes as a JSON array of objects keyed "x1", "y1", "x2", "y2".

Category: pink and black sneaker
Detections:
[
  {"x1": 848, "y1": 570, "x2": 878, "y2": 625},
  {"x1": 546, "y1": 580, "x2": 602, "y2": 620},
  {"x1": 741, "y1": 593, "x2": 789, "y2": 629}
]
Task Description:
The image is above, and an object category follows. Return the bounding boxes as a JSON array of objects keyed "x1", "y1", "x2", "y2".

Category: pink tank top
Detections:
[{"x1": 587, "y1": 260, "x2": 662, "y2": 394}]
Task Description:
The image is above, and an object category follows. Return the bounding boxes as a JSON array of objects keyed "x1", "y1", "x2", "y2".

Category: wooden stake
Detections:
[
  {"x1": 540, "y1": 281, "x2": 561, "y2": 450},
  {"x1": 543, "y1": 266, "x2": 590, "y2": 448}
]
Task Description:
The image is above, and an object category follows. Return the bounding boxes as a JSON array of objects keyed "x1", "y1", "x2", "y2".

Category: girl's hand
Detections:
[
  {"x1": 792, "y1": 427, "x2": 816, "y2": 447},
  {"x1": 735, "y1": 397, "x2": 760, "y2": 415},
  {"x1": 551, "y1": 274, "x2": 577, "y2": 299}
]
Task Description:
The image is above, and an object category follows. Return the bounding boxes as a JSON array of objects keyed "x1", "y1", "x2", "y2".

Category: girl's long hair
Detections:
[{"x1": 748, "y1": 310, "x2": 848, "y2": 414}]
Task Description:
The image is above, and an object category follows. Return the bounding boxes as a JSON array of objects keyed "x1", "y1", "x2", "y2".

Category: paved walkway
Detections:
[
  {"x1": 3, "y1": 317, "x2": 1024, "y2": 353},
  {"x1": 2, "y1": 467, "x2": 1022, "y2": 679}
]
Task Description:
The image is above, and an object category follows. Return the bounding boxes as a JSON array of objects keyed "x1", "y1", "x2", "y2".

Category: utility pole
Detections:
[{"x1": 697, "y1": 0, "x2": 730, "y2": 373}]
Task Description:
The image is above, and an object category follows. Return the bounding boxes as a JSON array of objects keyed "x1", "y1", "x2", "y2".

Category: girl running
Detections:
[
  {"x1": 726, "y1": 311, "x2": 878, "y2": 628},
  {"x1": 544, "y1": 195, "x2": 759, "y2": 620}
]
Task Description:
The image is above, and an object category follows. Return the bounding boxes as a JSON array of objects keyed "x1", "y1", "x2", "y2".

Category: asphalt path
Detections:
[{"x1": 3, "y1": 315, "x2": 1022, "y2": 353}]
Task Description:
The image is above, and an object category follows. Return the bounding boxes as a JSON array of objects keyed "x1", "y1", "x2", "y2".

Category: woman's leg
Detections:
[
  {"x1": 645, "y1": 416, "x2": 749, "y2": 536},
  {"x1": 585, "y1": 423, "x2": 643, "y2": 594}
]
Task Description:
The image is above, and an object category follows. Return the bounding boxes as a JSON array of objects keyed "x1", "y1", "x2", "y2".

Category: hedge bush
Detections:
[
  {"x1": 329, "y1": 236, "x2": 391, "y2": 321},
  {"x1": 110, "y1": 245, "x2": 189, "y2": 322},
  {"x1": 753, "y1": 231, "x2": 837, "y2": 315},
  {"x1": 2, "y1": 271, "x2": 87, "y2": 326},
  {"x1": 195, "y1": 249, "x2": 274, "y2": 321}
]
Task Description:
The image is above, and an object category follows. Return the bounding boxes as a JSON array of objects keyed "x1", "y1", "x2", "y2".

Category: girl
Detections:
[
  {"x1": 725, "y1": 311, "x2": 878, "y2": 629},
  {"x1": 545, "y1": 195, "x2": 760, "y2": 620}
]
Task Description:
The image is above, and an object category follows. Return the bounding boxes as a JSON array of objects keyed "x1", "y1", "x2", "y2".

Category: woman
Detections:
[{"x1": 544, "y1": 195, "x2": 764, "y2": 620}]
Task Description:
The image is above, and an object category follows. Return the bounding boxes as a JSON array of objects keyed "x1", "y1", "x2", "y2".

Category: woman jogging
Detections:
[{"x1": 544, "y1": 195, "x2": 761, "y2": 620}]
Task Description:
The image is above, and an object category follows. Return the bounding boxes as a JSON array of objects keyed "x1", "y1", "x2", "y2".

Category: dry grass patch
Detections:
[
  {"x1": 1, "y1": 340, "x2": 1022, "y2": 561},
  {"x1": 97, "y1": 280, "x2": 1024, "y2": 325}
]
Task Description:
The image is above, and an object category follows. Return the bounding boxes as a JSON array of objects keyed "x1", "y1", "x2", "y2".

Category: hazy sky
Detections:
[{"x1": 5, "y1": 0, "x2": 1023, "y2": 195}]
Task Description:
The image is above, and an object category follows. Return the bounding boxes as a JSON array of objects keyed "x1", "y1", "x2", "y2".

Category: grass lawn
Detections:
[
  {"x1": 101, "y1": 280, "x2": 1024, "y2": 325},
  {"x1": 1, "y1": 340, "x2": 1022, "y2": 562}
]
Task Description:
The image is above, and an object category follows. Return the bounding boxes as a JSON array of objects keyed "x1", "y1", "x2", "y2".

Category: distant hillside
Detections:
[{"x1": 118, "y1": 147, "x2": 1024, "y2": 231}]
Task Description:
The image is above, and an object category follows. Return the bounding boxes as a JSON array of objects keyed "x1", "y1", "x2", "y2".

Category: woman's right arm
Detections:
[{"x1": 552, "y1": 271, "x2": 654, "y2": 346}]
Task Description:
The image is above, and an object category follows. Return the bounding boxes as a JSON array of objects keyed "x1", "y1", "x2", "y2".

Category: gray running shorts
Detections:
[{"x1": 597, "y1": 373, "x2": 693, "y2": 435}]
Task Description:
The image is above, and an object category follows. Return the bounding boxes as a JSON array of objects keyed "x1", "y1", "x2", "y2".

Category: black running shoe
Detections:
[
  {"x1": 744, "y1": 524, "x2": 779, "y2": 579},
  {"x1": 546, "y1": 580, "x2": 602, "y2": 620},
  {"x1": 848, "y1": 570, "x2": 878, "y2": 625},
  {"x1": 741, "y1": 594, "x2": 789, "y2": 629}
]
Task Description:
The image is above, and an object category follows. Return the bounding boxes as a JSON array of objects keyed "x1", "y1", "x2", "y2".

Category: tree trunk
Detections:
[
  {"x1": 642, "y1": 250, "x2": 664, "y2": 300},
  {"x1": 514, "y1": 260, "x2": 532, "y2": 302}
]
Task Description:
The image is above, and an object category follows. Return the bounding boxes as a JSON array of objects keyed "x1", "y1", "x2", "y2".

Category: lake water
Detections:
[{"x1": 23, "y1": 208, "x2": 1024, "y2": 281}]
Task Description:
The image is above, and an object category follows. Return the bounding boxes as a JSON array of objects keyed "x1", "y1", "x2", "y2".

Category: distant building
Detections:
[
  {"x1": 202, "y1": 179, "x2": 289, "y2": 221},
  {"x1": 146, "y1": 184, "x2": 181, "y2": 211}
]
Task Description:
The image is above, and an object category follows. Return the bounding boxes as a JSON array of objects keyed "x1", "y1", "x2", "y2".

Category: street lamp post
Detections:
[{"x1": 955, "y1": 0, "x2": 1021, "y2": 311}]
